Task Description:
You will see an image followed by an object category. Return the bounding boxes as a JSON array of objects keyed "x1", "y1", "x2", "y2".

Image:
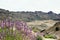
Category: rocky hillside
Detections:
[{"x1": 0, "y1": 8, "x2": 60, "y2": 22}]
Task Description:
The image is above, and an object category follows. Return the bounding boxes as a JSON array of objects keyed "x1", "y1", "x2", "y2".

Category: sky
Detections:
[{"x1": 0, "y1": 0, "x2": 60, "y2": 14}]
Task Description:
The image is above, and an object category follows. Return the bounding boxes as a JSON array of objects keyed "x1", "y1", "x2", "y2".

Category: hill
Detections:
[{"x1": 0, "y1": 8, "x2": 60, "y2": 22}]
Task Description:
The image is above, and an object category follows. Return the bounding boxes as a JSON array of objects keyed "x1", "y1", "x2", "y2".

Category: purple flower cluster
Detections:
[
  {"x1": 0, "y1": 20, "x2": 14, "y2": 28},
  {"x1": 0, "y1": 20, "x2": 36, "y2": 40},
  {"x1": 15, "y1": 21, "x2": 36, "y2": 40}
]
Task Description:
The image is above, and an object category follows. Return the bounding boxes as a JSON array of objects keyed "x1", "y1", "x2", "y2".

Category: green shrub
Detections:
[
  {"x1": 44, "y1": 34, "x2": 57, "y2": 39},
  {"x1": 36, "y1": 36, "x2": 42, "y2": 40}
]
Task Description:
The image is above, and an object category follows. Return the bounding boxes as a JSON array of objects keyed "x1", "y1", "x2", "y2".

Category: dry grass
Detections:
[{"x1": 27, "y1": 20, "x2": 58, "y2": 29}]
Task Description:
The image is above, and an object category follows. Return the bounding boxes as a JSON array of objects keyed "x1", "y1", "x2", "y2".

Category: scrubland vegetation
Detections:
[{"x1": 0, "y1": 8, "x2": 60, "y2": 40}]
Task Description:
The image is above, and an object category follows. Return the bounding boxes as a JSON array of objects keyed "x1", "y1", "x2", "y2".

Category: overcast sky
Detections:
[{"x1": 0, "y1": 0, "x2": 60, "y2": 14}]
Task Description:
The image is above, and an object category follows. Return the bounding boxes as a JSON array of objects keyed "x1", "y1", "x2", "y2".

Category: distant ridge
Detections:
[{"x1": 0, "y1": 8, "x2": 60, "y2": 22}]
